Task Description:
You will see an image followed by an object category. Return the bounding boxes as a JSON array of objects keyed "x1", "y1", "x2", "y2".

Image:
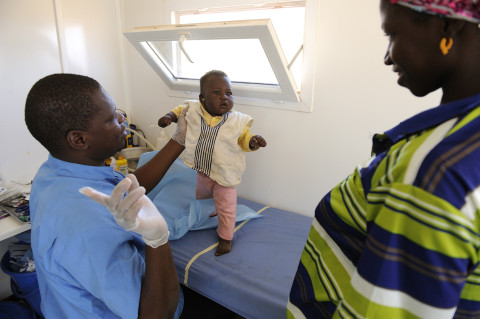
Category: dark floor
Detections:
[
  {"x1": 1, "y1": 284, "x2": 244, "y2": 319},
  {"x1": 180, "y1": 284, "x2": 245, "y2": 319},
  {"x1": 0, "y1": 294, "x2": 44, "y2": 318}
]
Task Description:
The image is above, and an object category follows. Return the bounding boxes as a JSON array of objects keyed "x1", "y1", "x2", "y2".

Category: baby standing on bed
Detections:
[{"x1": 158, "y1": 70, "x2": 267, "y2": 256}]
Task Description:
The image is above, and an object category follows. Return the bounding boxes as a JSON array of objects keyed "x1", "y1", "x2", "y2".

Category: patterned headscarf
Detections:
[{"x1": 390, "y1": 0, "x2": 480, "y2": 23}]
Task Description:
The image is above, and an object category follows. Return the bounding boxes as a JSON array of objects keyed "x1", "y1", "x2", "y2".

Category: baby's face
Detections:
[{"x1": 200, "y1": 75, "x2": 234, "y2": 116}]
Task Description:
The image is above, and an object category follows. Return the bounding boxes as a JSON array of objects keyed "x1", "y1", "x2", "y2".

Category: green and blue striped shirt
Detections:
[{"x1": 288, "y1": 93, "x2": 480, "y2": 318}]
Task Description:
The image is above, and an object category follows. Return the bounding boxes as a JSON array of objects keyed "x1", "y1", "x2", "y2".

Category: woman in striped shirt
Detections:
[{"x1": 288, "y1": 1, "x2": 480, "y2": 318}]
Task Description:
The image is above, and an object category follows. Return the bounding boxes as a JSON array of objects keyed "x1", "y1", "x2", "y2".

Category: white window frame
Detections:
[{"x1": 123, "y1": 0, "x2": 318, "y2": 112}]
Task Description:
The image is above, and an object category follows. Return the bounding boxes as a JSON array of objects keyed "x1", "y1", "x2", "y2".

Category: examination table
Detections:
[{"x1": 138, "y1": 153, "x2": 312, "y2": 319}]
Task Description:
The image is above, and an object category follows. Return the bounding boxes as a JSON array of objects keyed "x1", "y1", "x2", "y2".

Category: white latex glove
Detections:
[
  {"x1": 79, "y1": 174, "x2": 169, "y2": 248},
  {"x1": 171, "y1": 106, "x2": 188, "y2": 146}
]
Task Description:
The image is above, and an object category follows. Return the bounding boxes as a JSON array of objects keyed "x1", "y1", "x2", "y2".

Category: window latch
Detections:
[{"x1": 178, "y1": 33, "x2": 194, "y2": 63}]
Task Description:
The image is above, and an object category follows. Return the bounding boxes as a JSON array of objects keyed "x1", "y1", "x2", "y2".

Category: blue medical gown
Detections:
[{"x1": 30, "y1": 155, "x2": 183, "y2": 318}]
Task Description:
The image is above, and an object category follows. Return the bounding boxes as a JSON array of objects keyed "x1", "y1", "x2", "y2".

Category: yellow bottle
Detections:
[{"x1": 116, "y1": 155, "x2": 129, "y2": 175}]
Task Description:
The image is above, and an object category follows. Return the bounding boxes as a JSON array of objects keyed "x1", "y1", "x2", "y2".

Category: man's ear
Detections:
[
  {"x1": 199, "y1": 93, "x2": 204, "y2": 103},
  {"x1": 66, "y1": 130, "x2": 89, "y2": 150}
]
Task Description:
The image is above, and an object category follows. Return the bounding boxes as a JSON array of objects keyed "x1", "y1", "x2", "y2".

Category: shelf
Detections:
[{"x1": 0, "y1": 216, "x2": 30, "y2": 242}]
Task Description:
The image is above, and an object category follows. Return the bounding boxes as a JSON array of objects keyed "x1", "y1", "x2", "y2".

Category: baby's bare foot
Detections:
[{"x1": 215, "y1": 238, "x2": 232, "y2": 256}]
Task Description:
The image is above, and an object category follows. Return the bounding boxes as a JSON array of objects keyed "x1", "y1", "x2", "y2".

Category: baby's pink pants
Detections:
[{"x1": 195, "y1": 172, "x2": 236, "y2": 240}]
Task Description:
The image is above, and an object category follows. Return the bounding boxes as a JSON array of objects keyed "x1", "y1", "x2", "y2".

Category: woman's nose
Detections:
[
  {"x1": 384, "y1": 50, "x2": 392, "y2": 65},
  {"x1": 384, "y1": 44, "x2": 393, "y2": 65}
]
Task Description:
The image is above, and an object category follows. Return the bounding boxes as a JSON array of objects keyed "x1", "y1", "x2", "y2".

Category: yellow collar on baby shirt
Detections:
[{"x1": 200, "y1": 103, "x2": 234, "y2": 127}]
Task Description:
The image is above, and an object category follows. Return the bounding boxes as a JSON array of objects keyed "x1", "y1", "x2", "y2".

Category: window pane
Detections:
[
  {"x1": 125, "y1": 19, "x2": 300, "y2": 102},
  {"x1": 179, "y1": 6, "x2": 305, "y2": 87},
  {"x1": 147, "y1": 38, "x2": 278, "y2": 85}
]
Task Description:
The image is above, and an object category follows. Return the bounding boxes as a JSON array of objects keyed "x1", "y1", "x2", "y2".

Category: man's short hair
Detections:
[{"x1": 25, "y1": 73, "x2": 101, "y2": 154}]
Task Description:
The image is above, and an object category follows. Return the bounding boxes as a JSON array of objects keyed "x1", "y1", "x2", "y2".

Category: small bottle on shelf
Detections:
[{"x1": 116, "y1": 155, "x2": 128, "y2": 175}]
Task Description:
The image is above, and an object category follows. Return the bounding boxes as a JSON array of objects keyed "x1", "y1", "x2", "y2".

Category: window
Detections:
[
  {"x1": 123, "y1": 0, "x2": 318, "y2": 112},
  {"x1": 175, "y1": 2, "x2": 305, "y2": 90}
]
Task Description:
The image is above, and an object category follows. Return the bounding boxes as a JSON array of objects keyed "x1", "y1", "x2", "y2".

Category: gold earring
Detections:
[{"x1": 440, "y1": 37, "x2": 453, "y2": 55}]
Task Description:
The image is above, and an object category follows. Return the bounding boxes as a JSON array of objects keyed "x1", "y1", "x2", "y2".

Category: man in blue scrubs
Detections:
[{"x1": 25, "y1": 73, "x2": 186, "y2": 318}]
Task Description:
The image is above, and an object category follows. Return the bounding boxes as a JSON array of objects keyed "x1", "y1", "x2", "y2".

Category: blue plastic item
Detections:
[
  {"x1": 0, "y1": 301, "x2": 36, "y2": 319},
  {"x1": 0, "y1": 251, "x2": 42, "y2": 317}
]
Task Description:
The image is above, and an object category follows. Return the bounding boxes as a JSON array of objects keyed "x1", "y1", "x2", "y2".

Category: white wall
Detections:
[
  {"x1": 121, "y1": 0, "x2": 441, "y2": 216},
  {"x1": 0, "y1": 0, "x2": 58, "y2": 184}
]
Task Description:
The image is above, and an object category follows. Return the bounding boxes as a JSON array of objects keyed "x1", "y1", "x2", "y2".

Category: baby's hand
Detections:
[
  {"x1": 249, "y1": 135, "x2": 267, "y2": 151},
  {"x1": 158, "y1": 115, "x2": 173, "y2": 128}
]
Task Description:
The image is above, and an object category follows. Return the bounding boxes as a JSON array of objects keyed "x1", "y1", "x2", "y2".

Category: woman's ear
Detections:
[
  {"x1": 443, "y1": 18, "x2": 467, "y2": 38},
  {"x1": 66, "y1": 130, "x2": 89, "y2": 150}
]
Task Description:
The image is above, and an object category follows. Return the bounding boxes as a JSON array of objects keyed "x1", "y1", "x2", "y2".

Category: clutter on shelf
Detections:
[{"x1": 0, "y1": 181, "x2": 31, "y2": 223}]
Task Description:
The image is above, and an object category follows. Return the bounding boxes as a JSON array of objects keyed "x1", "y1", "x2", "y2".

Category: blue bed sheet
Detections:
[{"x1": 170, "y1": 198, "x2": 312, "y2": 319}]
